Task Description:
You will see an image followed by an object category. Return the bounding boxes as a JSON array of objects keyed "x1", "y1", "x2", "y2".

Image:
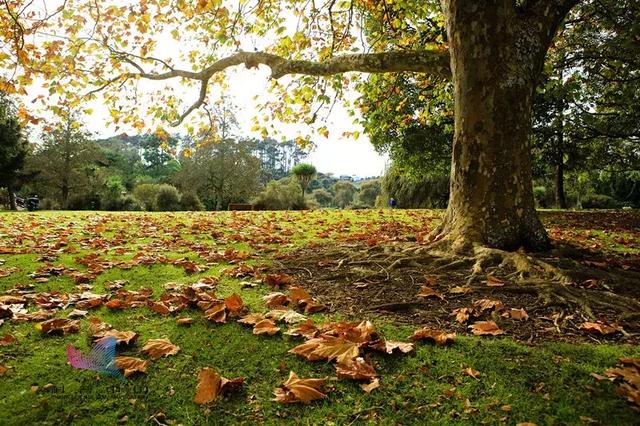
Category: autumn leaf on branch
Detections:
[
  {"x1": 142, "y1": 338, "x2": 180, "y2": 360},
  {"x1": 273, "y1": 371, "x2": 327, "y2": 404}
]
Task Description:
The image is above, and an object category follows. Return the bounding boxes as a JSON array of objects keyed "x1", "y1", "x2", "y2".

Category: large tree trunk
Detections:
[{"x1": 438, "y1": 0, "x2": 566, "y2": 252}]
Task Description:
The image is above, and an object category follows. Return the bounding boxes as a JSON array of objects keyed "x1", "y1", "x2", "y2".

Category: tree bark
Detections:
[
  {"x1": 437, "y1": 0, "x2": 566, "y2": 252},
  {"x1": 555, "y1": 162, "x2": 567, "y2": 209},
  {"x1": 8, "y1": 188, "x2": 17, "y2": 211}
]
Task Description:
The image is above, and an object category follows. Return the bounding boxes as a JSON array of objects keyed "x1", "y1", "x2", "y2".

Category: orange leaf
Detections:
[
  {"x1": 38, "y1": 318, "x2": 80, "y2": 335},
  {"x1": 416, "y1": 286, "x2": 444, "y2": 300},
  {"x1": 273, "y1": 371, "x2": 327, "y2": 404},
  {"x1": 410, "y1": 328, "x2": 456, "y2": 345},
  {"x1": 253, "y1": 319, "x2": 280, "y2": 335},
  {"x1": 360, "y1": 378, "x2": 380, "y2": 393},
  {"x1": 335, "y1": 358, "x2": 377, "y2": 381},
  {"x1": 115, "y1": 357, "x2": 149, "y2": 377},
  {"x1": 462, "y1": 367, "x2": 481, "y2": 379},
  {"x1": 224, "y1": 294, "x2": 244, "y2": 315},
  {"x1": 177, "y1": 317, "x2": 193, "y2": 326},
  {"x1": 204, "y1": 302, "x2": 227, "y2": 323},
  {"x1": 142, "y1": 338, "x2": 180, "y2": 360},
  {"x1": 469, "y1": 321, "x2": 505, "y2": 336},
  {"x1": 193, "y1": 368, "x2": 245, "y2": 405}
]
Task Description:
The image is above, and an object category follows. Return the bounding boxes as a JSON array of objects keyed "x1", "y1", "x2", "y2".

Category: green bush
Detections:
[
  {"x1": 180, "y1": 192, "x2": 204, "y2": 211},
  {"x1": 133, "y1": 183, "x2": 162, "y2": 211},
  {"x1": 155, "y1": 185, "x2": 182, "y2": 211},
  {"x1": 582, "y1": 194, "x2": 622, "y2": 209},
  {"x1": 103, "y1": 195, "x2": 143, "y2": 211},
  {"x1": 533, "y1": 186, "x2": 550, "y2": 208},
  {"x1": 380, "y1": 165, "x2": 449, "y2": 209},
  {"x1": 67, "y1": 193, "x2": 101, "y2": 210},
  {"x1": 39, "y1": 198, "x2": 61, "y2": 210},
  {"x1": 253, "y1": 177, "x2": 306, "y2": 210}
]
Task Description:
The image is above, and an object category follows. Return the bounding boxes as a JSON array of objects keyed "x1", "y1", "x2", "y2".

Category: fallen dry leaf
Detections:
[
  {"x1": 416, "y1": 286, "x2": 444, "y2": 300},
  {"x1": 237, "y1": 313, "x2": 265, "y2": 326},
  {"x1": 204, "y1": 302, "x2": 227, "y2": 323},
  {"x1": 142, "y1": 338, "x2": 180, "y2": 360},
  {"x1": 263, "y1": 292, "x2": 290, "y2": 308},
  {"x1": 484, "y1": 275, "x2": 505, "y2": 286},
  {"x1": 502, "y1": 308, "x2": 529, "y2": 320},
  {"x1": 335, "y1": 358, "x2": 377, "y2": 381},
  {"x1": 273, "y1": 371, "x2": 327, "y2": 404},
  {"x1": 581, "y1": 321, "x2": 621, "y2": 335},
  {"x1": 360, "y1": 377, "x2": 380, "y2": 393},
  {"x1": 473, "y1": 299, "x2": 505, "y2": 312},
  {"x1": 290, "y1": 336, "x2": 360, "y2": 364},
  {"x1": 0, "y1": 334, "x2": 17, "y2": 346},
  {"x1": 410, "y1": 328, "x2": 456, "y2": 346},
  {"x1": 176, "y1": 317, "x2": 193, "y2": 326},
  {"x1": 368, "y1": 339, "x2": 415, "y2": 354},
  {"x1": 285, "y1": 320, "x2": 318, "y2": 338},
  {"x1": 224, "y1": 294, "x2": 245, "y2": 316},
  {"x1": 451, "y1": 307, "x2": 476, "y2": 324},
  {"x1": 469, "y1": 321, "x2": 505, "y2": 336},
  {"x1": 0, "y1": 365, "x2": 8, "y2": 376},
  {"x1": 37, "y1": 318, "x2": 80, "y2": 335},
  {"x1": 115, "y1": 357, "x2": 149, "y2": 377},
  {"x1": 94, "y1": 329, "x2": 139, "y2": 345},
  {"x1": 462, "y1": 367, "x2": 481, "y2": 379},
  {"x1": 253, "y1": 319, "x2": 280, "y2": 336},
  {"x1": 194, "y1": 367, "x2": 245, "y2": 405}
]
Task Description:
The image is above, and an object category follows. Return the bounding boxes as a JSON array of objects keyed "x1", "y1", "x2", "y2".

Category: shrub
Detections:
[
  {"x1": 312, "y1": 188, "x2": 334, "y2": 207},
  {"x1": 253, "y1": 177, "x2": 306, "y2": 210},
  {"x1": 103, "y1": 195, "x2": 143, "y2": 211},
  {"x1": 133, "y1": 183, "x2": 162, "y2": 211},
  {"x1": 67, "y1": 193, "x2": 101, "y2": 210},
  {"x1": 533, "y1": 186, "x2": 549, "y2": 208},
  {"x1": 39, "y1": 198, "x2": 61, "y2": 210},
  {"x1": 180, "y1": 192, "x2": 204, "y2": 211},
  {"x1": 582, "y1": 194, "x2": 622, "y2": 209},
  {"x1": 155, "y1": 185, "x2": 182, "y2": 211}
]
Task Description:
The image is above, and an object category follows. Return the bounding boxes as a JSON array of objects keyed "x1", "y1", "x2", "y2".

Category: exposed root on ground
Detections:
[{"x1": 305, "y1": 238, "x2": 640, "y2": 321}]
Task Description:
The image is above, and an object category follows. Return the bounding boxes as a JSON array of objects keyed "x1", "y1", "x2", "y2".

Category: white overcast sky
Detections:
[{"x1": 15, "y1": 0, "x2": 390, "y2": 178}]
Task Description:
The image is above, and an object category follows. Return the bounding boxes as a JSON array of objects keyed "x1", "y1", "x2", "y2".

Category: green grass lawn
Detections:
[{"x1": 0, "y1": 210, "x2": 638, "y2": 425}]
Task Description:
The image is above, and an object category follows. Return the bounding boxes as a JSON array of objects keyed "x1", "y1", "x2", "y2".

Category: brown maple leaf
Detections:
[
  {"x1": 224, "y1": 294, "x2": 245, "y2": 316},
  {"x1": 416, "y1": 286, "x2": 444, "y2": 300},
  {"x1": 273, "y1": 371, "x2": 327, "y2": 404},
  {"x1": 38, "y1": 318, "x2": 80, "y2": 335},
  {"x1": 360, "y1": 378, "x2": 380, "y2": 393},
  {"x1": 115, "y1": 357, "x2": 149, "y2": 377},
  {"x1": 194, "y1": 367, "x2": 244, "y2": 405},
  {"x1": 253, "y1": 319, "x2": 280, "y2": 335},
  {"x1": 410, "y1": 328, "x2": 456, "y2": 346},
  {"x1": 289, "y1": 336, "x2": 360, "y2": 364},
  {"x1": 142, "y1": 338, "x2": 180, "y2": 360},
  {"x1": 469, "y1": 321, "x2": 505, "y2": 336},
  {"x1": 581, "y1": 321, "x2": 621, "y2": 335},
  {"x1": 335, "y1": 358, "x2": 377, "y2": 381}
]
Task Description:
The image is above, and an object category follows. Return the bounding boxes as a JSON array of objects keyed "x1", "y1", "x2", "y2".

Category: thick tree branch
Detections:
[{"x1": 125, "y1": 49, "x2": 450, "y2": 125}]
